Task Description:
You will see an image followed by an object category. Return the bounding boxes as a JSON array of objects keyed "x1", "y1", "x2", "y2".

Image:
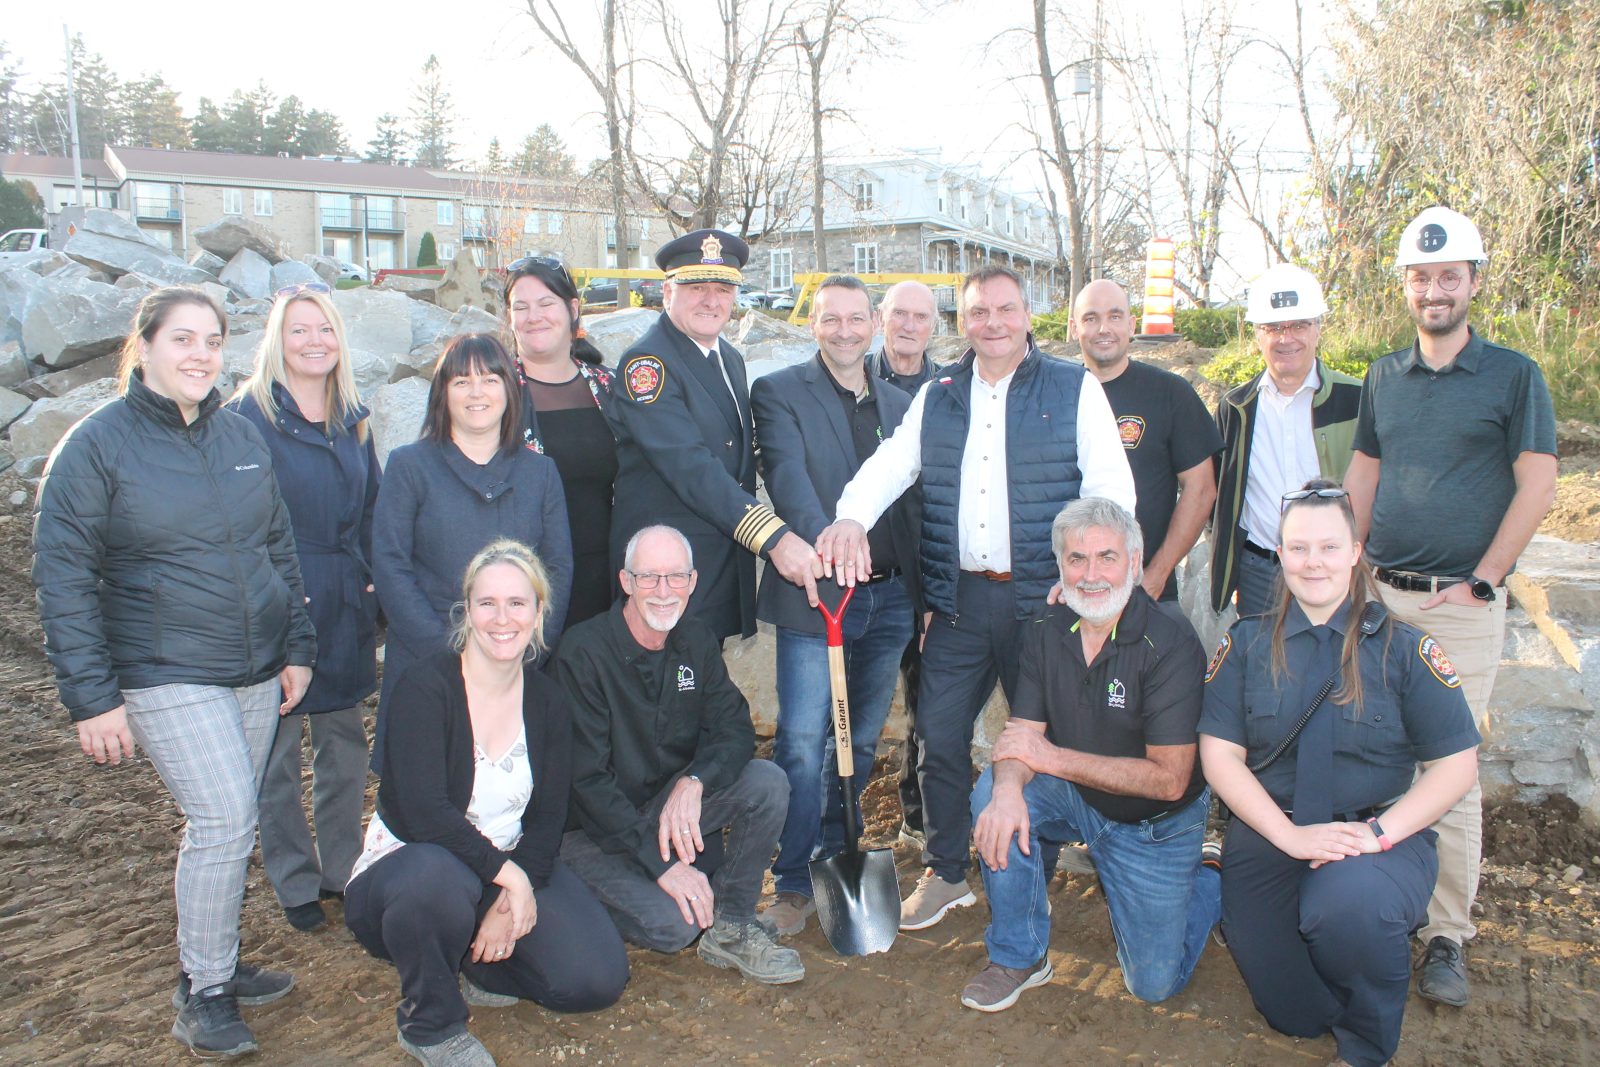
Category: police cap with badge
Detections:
[{"x1": 657, "y1": 228, "x2": 749, "y2": 285}]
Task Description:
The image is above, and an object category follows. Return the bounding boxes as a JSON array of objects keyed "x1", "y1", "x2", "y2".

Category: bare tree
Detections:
[
  {"x1": 1030, "y1": 0, "x2": 1091, "y2": 302},
  {"x1": 522, "y1": 0, "x2": 638, "y2": 261},
  {"x1": 722, "y1": 102, "x2": 810, "y2": 243}
]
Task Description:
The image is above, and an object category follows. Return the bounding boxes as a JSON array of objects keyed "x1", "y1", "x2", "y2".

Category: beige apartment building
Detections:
[{"x1": 1, "y1": 147, "x2": 669, "y2": 275}]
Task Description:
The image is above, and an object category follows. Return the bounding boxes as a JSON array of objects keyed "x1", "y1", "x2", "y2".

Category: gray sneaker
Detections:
[
  {"x1": 960, "y1": 957, "x2": 1054, "y2": 1012},
  {"x1": 172, "y1": 962, "x2": 295, "y2": 1012},
  {"x1": 397, "y1": 1028, "x2": 497, "y2": 1067},
  {"x1": 696, "y1": 919, "x2": 805, "y2": 984},
  {"x1": 461, "y1": 974, "x2": 518, "y2": 1008},
  {"x1": 899, "y1": 868, "x2": 976, "y2": 931},
  {"x1": 760, "y1": 892, "x2": 816, "y2": 937}
]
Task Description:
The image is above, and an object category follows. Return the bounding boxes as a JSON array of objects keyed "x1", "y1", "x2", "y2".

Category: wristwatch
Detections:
[
  {"x1": 1467, "y1": 576, "x2": 1496, "y2": 602},
  {"x1": 1366, "y1": 817, "x2": 1393, "y2": 851}
]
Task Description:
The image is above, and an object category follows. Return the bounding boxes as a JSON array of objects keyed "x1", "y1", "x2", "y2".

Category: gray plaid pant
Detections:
[{"x1": 123, "y1": 679, "x2": 280, "y2": 988}]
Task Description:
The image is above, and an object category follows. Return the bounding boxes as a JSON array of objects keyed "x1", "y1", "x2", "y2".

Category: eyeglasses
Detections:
[
  {"x1": 275, "y1": 281, "x2": 332, "y2": 298},
  {"x1": 1405, "y1": 270, "x2": 1466, "y2": 294},
  {"x1": 628, "y1": 571, "x2": 692, "y2": 590},
  {"x1": 507, "y1": 255, "x2": 576, "y2": 290},
  {"x1": 1255, "y1": 320, "x2": 1318, "y2": 337},
  {"x1": 1281, "y1": 487, "x2": 1349, "y2": 509}
]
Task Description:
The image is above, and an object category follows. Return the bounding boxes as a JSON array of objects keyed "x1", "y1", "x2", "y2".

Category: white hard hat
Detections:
[
  {"x1": 1245, "y1": 263, "x2": 1329, "y2": 324},
  {"x1": 1394, "y1": 206, "x2": 1486, "y2": 267}
]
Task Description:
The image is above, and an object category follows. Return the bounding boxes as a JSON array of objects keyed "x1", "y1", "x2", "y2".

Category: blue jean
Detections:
[
  {"x1": 971, "y1": 768, "x2": 1221, "y2": 1003},
  {"x1": 771, "y1": 576, "x2": 913, "y2": 897}
]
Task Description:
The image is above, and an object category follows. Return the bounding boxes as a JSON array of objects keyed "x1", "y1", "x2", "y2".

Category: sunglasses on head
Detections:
[
  {"x1": 1281, "y1": 487, "x2": 1349, "y2": 509},
  {"x1": 506, "y1": 255, "x2": 576, "y2": 290},
  {"x1": 275, "y1": 281, "x2": 332, "y2": 298}
]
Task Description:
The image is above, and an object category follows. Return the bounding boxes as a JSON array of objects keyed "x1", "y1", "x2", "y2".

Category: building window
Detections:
[
  {"x1": 937, "y1": 191, "x2": 946, "y2": 214},
  {"x1": 524, "y1": 211, "x2": 541, "y2": 234},
  {"x1": 770, "y1": 249, "x2": 793, "y2": 291},
  {"x1": 547, "y1": 213, "x2": 563, "y2": 235},
  {"x1": 366, "y1": 196, "x2": 399, "y2": 230},
  {"x1": 638, "y1": 217, "x2": 650, "y2": 241},
  {"x1": 135, "y1": 181, "x2": 181, "y2": 220},
  {"x1": 933, "y1": 244, "x2": 951, "y2": 273},
  {"x1": 140, "y1": 226, "x2": 176, "y2": 251},
  {"x1": 437, "y1": 201, "x2": 454, "y2": 226},
  {"x1": 439, "y1": 242, "x2": 456, "y2": 261},
  {"x1": 605, "y1": 217, "x2": 617, "y2": 248},
  {"x1": 853, "y1": 243, "x2": 879, "y2": 273},
  {"x1": 222, "y1": 189, "x2": 243, "y2": 215},
  {"x1": 854, "y1": 180, "x2": 875, "y2": 211},
  {"x1": 253, "y1": 190, "x2": 274, "y2": 216},
  {"x1": 321, "y1": 193, "x2": 354, "y2": 229},
  {"x1": 462, "y1": 206, "x2": 488, "y2": 240}
]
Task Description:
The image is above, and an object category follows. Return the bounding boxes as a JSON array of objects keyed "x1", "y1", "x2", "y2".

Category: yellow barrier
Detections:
[{"x1": 1141, "y1": 240, "x2": 1176, "y2": 334}]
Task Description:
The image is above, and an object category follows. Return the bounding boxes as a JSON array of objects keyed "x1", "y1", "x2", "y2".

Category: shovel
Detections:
[{"x1": 808, "y1": 586, "x2": 900, "y2": 956}]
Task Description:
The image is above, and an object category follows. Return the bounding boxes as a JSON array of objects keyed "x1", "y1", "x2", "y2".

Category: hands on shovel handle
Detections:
[{"x1": 815, "y1": 519, "x2": 873, "y2": 588}]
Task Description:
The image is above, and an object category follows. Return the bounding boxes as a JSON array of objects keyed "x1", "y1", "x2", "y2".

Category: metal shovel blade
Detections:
[{"x1": 810, "y1": 844, "x2": 900, "y2": 956}]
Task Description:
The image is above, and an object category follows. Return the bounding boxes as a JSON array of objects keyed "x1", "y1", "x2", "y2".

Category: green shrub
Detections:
[
  {"x1": 1173, "y1": 307, "x2": 1243, "y2": 348},
  {"x1": 1031, "y1": 307, "x2": 1073, "y2": 341},
  {"x1": 417, "y1": 231, "x2": 438, "y2": 268}
]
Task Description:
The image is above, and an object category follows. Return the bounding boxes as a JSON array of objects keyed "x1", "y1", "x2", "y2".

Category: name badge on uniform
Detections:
[{"x1": 624, "y1": 355, "x2": 666, "y2": 404}]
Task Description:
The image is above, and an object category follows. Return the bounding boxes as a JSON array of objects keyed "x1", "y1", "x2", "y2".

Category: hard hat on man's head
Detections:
[
  {"x1": 1394, "y1": 206, "x2": 1486, "y2": 267},
  {"x1": 1245, "y1": 263, "x2": 1329, "y2": 324}
]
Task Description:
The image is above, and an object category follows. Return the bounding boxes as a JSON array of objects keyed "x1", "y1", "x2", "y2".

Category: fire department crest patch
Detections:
[
  {"x1": 1117, "y1": 415, "x2": 1146, "y2": 449},
  {"x1": 624, "y1": 355, "x2": 666, "y2": 404},
  {"x1": 1204, "y1": 633, "x2": 1232, "y2": 683},
  {"x1": 1418, "y1": 635, "x2": 1461, "y2": 688}
]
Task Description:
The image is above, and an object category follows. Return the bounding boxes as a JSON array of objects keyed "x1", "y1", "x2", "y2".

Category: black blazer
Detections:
[
  {"x1": 373, "y1": 651, "x2": 572, "y2": 890},
  {"x1": 751, "y1": 354, "x2": 921, "y2": 634},
  {"x1": 607, "y1": 312, "x2": 783, "y2": 641}
]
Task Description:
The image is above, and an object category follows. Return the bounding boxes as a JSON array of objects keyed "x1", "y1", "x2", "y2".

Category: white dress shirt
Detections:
[
  {"x1": 834, "y1": 361, "x2": 1135, "y2": 571},
  {"x1": 1241, "y1": 364, "x2": 1322, "y2": 550}
]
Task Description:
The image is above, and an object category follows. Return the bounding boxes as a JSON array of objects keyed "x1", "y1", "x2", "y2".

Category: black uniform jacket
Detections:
[
  {"x1": 751, "y1": 354, "x2": 921, "y2": 633},
  {"x1": 552, "y1": 601, "x2": 755, "y2": 879},
  {"x1": 606, "y1": 312, "x2": 786, "y2": 640}
]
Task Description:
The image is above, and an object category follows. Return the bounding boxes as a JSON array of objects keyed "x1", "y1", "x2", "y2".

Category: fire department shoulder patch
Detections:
[
  {"x1": 1117, "y1": 415, "x2": 1146, "y2": 449},
  {"x1": 624, "y1": 355, "x2": 666, "y2": 404},
  {"x1": 1204, "y1": 632, "x2": 1232, "y2": 683},
  {"x1": 1418, "y1": 635, "x2": 1461, "y2": 688}
]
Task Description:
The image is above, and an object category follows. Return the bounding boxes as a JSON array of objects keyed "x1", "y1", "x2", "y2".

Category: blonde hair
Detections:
[
  {"x1": 235, "y1": 290, "x2": 368, "y2": 443},
  {"x1": 448, "y1": 539, "x2": 554, "y2": 658},
  {"x1": 118, "y1": 287, "x2": 227, "y2": 393}
]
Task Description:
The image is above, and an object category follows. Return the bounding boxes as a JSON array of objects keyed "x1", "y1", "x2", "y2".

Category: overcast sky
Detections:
[{"x1": 6, "y1": 0, "x2": 1350, "y2": 296}]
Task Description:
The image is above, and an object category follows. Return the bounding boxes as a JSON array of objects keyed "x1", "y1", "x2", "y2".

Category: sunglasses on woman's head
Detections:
[
  {"x1": 506, "y1": 255, "x2": 576, "y2": 291},
  {"x1": 275, "y1": 281, "x2": 332, "y2": 298},
  {"x1": 1281, "y1": 487, "x2": 1349, "y2": 508}
]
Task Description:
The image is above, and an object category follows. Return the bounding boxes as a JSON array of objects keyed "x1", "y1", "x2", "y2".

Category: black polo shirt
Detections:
[
  {"x1": 822, "y1": 362, "x2": 899, "y2": 576},
  {"x1": 1353, "y1": 328, "x2": 1557, "y2": 576},
  {"x1": 1199, "y1": 600, "x2": 1481, "y2": 813},
  {"x1": 551, "y1": 601, "x2": 755, "y2": 878},
  {"x1": 1010, "y1": 589, "x2": 1208, "y2": 823},
  {"x1": 1098, "y1": 360, "x2": 1222, "y2": 600}
]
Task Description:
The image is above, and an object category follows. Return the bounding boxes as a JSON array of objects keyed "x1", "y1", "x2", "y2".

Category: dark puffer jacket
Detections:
[
  {"x1": 919, "y1": 344, "x2": 1085, "y2": 617},
  {"x1": 32, "y1": 372, "x2": 317, "y2": 721}
]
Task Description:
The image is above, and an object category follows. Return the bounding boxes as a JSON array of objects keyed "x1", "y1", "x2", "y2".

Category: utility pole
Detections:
[
  {"x1": 63, "y1": 26, "x2": 85, "y2": 207},
  {"x1": 1089, "y1": 0, "x2": 1103, "y2": 282}
]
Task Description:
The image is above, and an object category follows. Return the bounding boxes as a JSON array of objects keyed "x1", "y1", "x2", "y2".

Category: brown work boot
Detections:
[
  {"x1": 960, "y1": 957, "x2": 1054, "y2": 1012},
  {"x1": 760, "y1": 892, "x2": 816, "y2": 937},
  {"x1": 899, "y1": 868, "x2": 976, "y2": 931}
]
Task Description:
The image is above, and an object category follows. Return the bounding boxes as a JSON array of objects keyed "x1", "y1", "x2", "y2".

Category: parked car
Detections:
[
  {"x1": 579, "y1": 277, "x2": 620, "y2": 306},
  {"x1": 336, "y1": 261, "x2": 366, "y2": 281},
  {"x1": 0, "y1": 228, "x2": 49, "y2": 254},
  {"x1": 637, "y1": 279, "x2": 664, "y2": 307},
  {"x1": 768, "y1": 290, "x2": 797, "y2": 311}
]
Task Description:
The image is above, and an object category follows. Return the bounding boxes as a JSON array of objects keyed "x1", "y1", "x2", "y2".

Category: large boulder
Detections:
[
  {"x1": 302, "y1": 254, "x2": 341, "y2": 286},
  {"x1": 15, "y1": 354, "x2": 120, "y2": 401},
  {"x1": 62, "y1": 209, "x2": 212, "y2": 285},
  {"x1": 220, "y1": 329, "x2": 264, "y2": 383},
  {"x1": 733, "y1": 310, "x2": 813, "y2": 369},
  {"x1": 8, "y1": 378, "x2": 121, "y2": 465},
  {"x1": 408, "y1": 300, "x2": 456, "y2": 350},
  {"x1": 0, "y1": 387, "x2": 31, "y2": 432},
  {"x1": 190, "y1": 249, "x2": 227, "y2": 278},
  {"x1": 0, "y1": 267, "x2": 45, "y2": 346},
  {"x1": 582, "y1": 308, "x2": 658, "y2": 367},
  {"x1": 0, "y1": 340, "x2": 30, "y2": 387},
  {"x1": 369, "y1": 377, "x2": 430, "y2": 467},
  {"x1": 443, "y1": 305, "x2": 501, "y2": 340},
  {"x1": 219, "y1": 248, "x2": 273, "y2": 301},
  {"x1": 434, "y1": 254, "x2": 490, "y2": 313},
  {"x1": 192, "y1": 217, "x2": 287, "y2": 265},
  {"x1": 391, "y1": 342, "x2": 441, "y2": 383},
  {"x1": 21, "y1": 276, "x2": 143, "y2": 369},
  {"x1": 331, "y1": 287, "x2": 414, "y2": 363},
  {"x1": 1, "y1": 249, "x2": 73, "y2": 276},
  {"x1": 269, "y1": 259, "x2": 321, "y2": 294}
]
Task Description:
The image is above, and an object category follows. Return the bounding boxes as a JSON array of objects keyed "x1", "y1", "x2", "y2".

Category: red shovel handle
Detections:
[{"x1": 817, "y1": 585, "x2": 855, "y2": 647}]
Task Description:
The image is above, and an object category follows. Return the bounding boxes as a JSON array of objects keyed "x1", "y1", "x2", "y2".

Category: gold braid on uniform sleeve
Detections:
[{"x1": 734, "y1": 503, "x2": 787, "y2": 555}]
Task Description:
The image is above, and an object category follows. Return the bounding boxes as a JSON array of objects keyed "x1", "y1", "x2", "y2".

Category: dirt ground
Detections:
[{"x1": 2, "y1": 449, "x2": 1599, "y2": 1067}]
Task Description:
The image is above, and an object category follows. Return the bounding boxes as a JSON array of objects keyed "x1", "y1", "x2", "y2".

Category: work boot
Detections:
[
  {"x1": 173, "y1": 962, "x2": 295, "y2": 1011},
  {"x1": 1417, "y1": 936, "x2": 1469, "y2": 1006},
  {"x1": 172, "y1": 983, "x2": 259, "y2": 1058},
  {"x1": 697, "y1": 919, "x2": 805, "y2": 984},
  {"x1": 397, "y1": 1029, "x2": 497, "y2": 1067},
  {"x1": 283, "y1": 900, "x2": 327, "y2": 931},
  {"x1": 899, "y1": 868, "x2": 975, "y2": 931},
  {"x1": 960, "y1": 957, "x2": 1054, "y2": 1012},
  {"x1": 761, "y1": 892, "x2": 816, "y2": 937}
]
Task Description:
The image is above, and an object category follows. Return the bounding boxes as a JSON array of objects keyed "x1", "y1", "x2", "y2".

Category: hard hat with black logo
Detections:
[
  {"x1": 1394, "y1": 206, "x2": 1486, "y2": 267},
  {"x1": 1245, "y1": 263, "x2": 1328, "y2": 324}
]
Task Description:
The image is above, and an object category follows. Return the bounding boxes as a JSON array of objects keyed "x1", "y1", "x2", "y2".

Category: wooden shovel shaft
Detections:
[{"x1": 828, "y1": 643, "x2": 853, "y2": 777}]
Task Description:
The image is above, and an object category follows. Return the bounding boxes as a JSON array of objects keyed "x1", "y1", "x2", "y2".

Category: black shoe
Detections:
[
  {"x1": 173, "y1": 963, "x2": 295, "y2": 1012},
  {"x1": 283, "y1": 900, "x2": 327, "y2": 931},
  {"x1": 318, "y1": 888, "x2": 344, "y2": 902},
  {"x1": 1417, "y1": 936, "x2": 1469, "y2": 1007},
  {"x1": 172, "y1": 983, "x2": 259, "y2": 1058}
]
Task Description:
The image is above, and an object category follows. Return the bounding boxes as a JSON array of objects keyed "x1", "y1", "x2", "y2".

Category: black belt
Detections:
[
  {"x1": 1241, "y1": 540, "x2": 1278, "y2": 562},
  {"x1": 1282, "y1": 802, "x2": 1393, "y2": 823},
  {"x1": 863, "y1": 568, "x2": 900, "y2": 585},
  {"x1": 1375, "y1": 568, "x2": 1464, "y2": 594}
]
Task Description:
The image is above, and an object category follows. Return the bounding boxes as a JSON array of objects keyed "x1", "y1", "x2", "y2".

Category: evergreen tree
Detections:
[
  {"x1": 484, "y1": 136, "x2": 506, "y2": 173},
  {"x1": 366, "y1": 113, "x2": 406, "y2": 163},
  {"x1": 409, "y1": 55, "x2": 457, "y2": 168},
  {"x1": 514, "y1": 124, "x2": 576, "y2": 178},
  {"x1": 0, "y1": 44, "x2": 22, "y2": 153},
  {"x1": 0, "y1": 177, "x2": 45, "y2": 231},
  {"x1": 301, "y1": 110, "x2": 349, "y2": 156},
  {"x1": 264, "y1": 94, "x2": 307, "y2": 156},
  {"x1": 417, "y1": 230, "x2": 439, "y2": 268},
  {"x1": 190, "y1": 98, "x2": 229, "y2": 151},
  {"x1": 116, "y1": 74, "x2": 190, "y2": 149}
]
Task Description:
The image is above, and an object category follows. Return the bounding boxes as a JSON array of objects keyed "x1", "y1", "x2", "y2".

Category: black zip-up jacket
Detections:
[{"x1": 32, "y1": 372, "x2": 316, "y2": 721}]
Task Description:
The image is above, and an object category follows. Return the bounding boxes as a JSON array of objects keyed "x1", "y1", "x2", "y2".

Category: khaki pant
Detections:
[{"x1": 1377, "y1": 586, "x2": 1506, "y2": 945}]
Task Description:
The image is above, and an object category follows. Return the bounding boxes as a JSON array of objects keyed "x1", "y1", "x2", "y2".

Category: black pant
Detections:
[
  {"x1": 916, "y1": 573, "x2": 1024, "y2": 882},
  {"x1": 1220, "y1": 818, "x2": 1437, "y2": 1067},
  {"x1": 346, "y1": 845, "x2": 628, "y2": 1046},
  {"x1": 896, "y1": 635, "x2": 924, "y2": 831}
]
